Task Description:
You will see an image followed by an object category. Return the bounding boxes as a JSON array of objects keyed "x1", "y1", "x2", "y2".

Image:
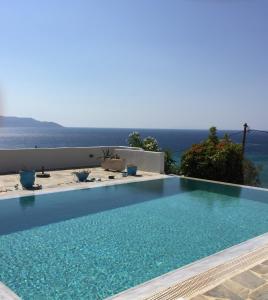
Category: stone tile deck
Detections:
[
  {"x1": 142, "y1": 244, "x2": 268, "y2": 300},
  {"x1": 191, "y1": 258, "x2": 268, "y2": 300},
  {"x1": 0, "y1": 167, "x2": 165, "y2": 198}
]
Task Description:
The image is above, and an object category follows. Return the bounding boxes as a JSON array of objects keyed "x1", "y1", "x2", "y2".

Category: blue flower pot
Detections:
[
  {"x1": 127, "y1": 165, "x2": 137, "y2": 176},
  {"x1": 74, "y1": 171, "x2": 90, "y2": 182},
  {"x1": 19, "y1": 170, "x2": 35, "y2": 189}
]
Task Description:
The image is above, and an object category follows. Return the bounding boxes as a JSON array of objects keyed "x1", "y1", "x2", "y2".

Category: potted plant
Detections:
[
  {"x1": 100, "y1": 149, "x2": 126, "y2": 172},
  {"x1": 127, "y1": 164, "x2": 137, "y2": 176},
  {"x1": 19, "y1": 169, "x2": 36, "y2": 189},
  {"x1": 73, "y1": 170, "x2": 91, "y2": 182},
  {"x1": 36, "y1": 166, "x2": 50, "y2": 178}
]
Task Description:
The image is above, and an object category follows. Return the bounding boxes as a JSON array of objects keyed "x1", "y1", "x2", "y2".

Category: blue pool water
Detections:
[{"x1": 0, "y1": 177, "x2": 268, "y2": 299}]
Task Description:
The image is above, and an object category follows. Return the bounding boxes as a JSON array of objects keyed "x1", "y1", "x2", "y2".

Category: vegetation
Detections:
[
  {"x1": 128, "y1": 132, "x2": 159, "y2": 152},
  {"x1": 127, "y1": 132, "x2": 144, "y2": 149},
  {"x1": 101, "y1": 148, "x2": 120, "y2": 160},
  {"x1": 180, "y1": 127, "x2": 261, "y2": 186},
  {"x1": 164, "y1": 149, "x2": 178, "y2": 174},
  {"x1": 243, "y1": 159, "x2": 262, "y2": 186},
  {"x1": 127, "y1": 132, "x2": 179, "y2": 174},
  {"x1": 102, "y1": 148, "x2": 113, "y2": 159},
  {"x1": 128, "y1": 128, "x2": 261, "y2": 186}
]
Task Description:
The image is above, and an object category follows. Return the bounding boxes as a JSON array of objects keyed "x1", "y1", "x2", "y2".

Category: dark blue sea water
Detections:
[{"x1": 0, "y1": 127, "x2": 267, "y2": 188}]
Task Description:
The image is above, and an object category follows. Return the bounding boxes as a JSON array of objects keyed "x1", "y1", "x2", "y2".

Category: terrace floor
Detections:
[
  {"x1": 0, "y1": 167, "x2": 166, "y2": 198},
  {"x1": 144, "y1": 244, "x2": 268, "y2": 300},
  {"x1": 191, "y1": 257, "x2": 268, "y2": 300}
]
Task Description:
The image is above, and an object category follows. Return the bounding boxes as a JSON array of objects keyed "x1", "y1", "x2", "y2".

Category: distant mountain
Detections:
[{"x1": 0, "y1": 116, "x2": 63, "y2": 128}]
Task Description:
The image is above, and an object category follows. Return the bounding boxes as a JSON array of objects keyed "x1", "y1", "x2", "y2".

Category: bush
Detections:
[
  {"x1": 143, "y1": 136, "x2": 160, "y2": 152},
  {"x1": 180, "y1": 127, "x2": 260, "y2": 186},
  {"x1": 243, "y1": 159, "x2": 262, "y2": 186},
  {"x1": 127, "y1": 132, "x2": 144, "y2": 148},
  {"x1": 127, "y1": 132, "x2": 179, "y2": 174},
  {"x1": 164, "y1": 149, "x2": 179, "y2": 174}
]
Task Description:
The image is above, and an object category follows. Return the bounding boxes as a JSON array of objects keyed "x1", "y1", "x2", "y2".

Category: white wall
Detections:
[
  {"x1": 0, "y1": 146, "x2": 164, "y2": 174},
  {"x1": 115, "y1": 149, "x2": 165, "y2": 173},
  {"x1": 0, "y1": 146, "x2": 121, "y2": 174}
]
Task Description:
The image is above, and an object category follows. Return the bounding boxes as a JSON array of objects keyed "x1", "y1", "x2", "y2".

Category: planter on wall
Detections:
[{"x1": 101, "y1": 159, "x2": 126, "y2": 172}]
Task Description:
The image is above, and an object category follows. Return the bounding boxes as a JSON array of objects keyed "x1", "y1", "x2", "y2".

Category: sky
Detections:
[{"x1": 0, "y1": 0, "x2": 267, "y2": 129}]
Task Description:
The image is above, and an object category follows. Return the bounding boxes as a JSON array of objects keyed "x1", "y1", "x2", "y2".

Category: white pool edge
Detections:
[
  {"x1": 177, "y1": 174, "x2": 268, "y2": 192},
  {"x1": 0, "y1": 282, "x2": 20, "y2": 300}
]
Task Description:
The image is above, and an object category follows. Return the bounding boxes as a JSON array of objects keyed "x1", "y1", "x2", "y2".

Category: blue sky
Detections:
[{"x1": 0, "y1": 0, "x2": 267, "y2": 129}]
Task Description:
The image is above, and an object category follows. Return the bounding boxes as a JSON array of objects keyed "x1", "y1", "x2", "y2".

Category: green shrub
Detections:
[
  {"x1": 127, "y1": 132, "x2": 179, "y2": 174},
  {"x1": 143, "y1": 136, "x2": 160, "y2": 152},
  {"x1": 164, "y1": 149, "x2": 179, "y2": 174},
  {"x1": 180, "y1": 127, "x2": 260, "y2": 186},
  {"x1": 243, "y1": 159, "x2": 262, "y2": 186},
  {"x1": 127, "y1": 132, "x2": 144, "y2": 148}
]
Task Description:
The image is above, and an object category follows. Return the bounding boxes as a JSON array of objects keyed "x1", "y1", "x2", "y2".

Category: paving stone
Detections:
[
  {"x1": 260, "y1": 274, "x2": 268, "y2": 281},
  {"x1": 204, "y1": 284, "x2": 244, "y2": 300},
  {"x1": 223, "y1": 279, "x2": 250, "y2": 298},
  {"x1": 231, "y1": 270, "x2": 266, "y2": 289},
  {"x1": 190, "y1": 295, "x2": 209, "y2": 300},
  {"x1": 251, "y1": 264, "x2": 268, "y2": 275},
  {"x1": 248, "y1": 283, "x2": 268, "y2": 300},
  {"x1": 261, "y1": 260, "x2": 268, "y2": 266}
]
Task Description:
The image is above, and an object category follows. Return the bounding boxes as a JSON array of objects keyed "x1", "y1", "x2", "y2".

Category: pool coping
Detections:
[
  {"x1": 0, "y1": 282, "x2": 20, "y2": 300},
  {"x1": 177, "y1": 174, "x2": 268, "y2": 192},
  {"x1": 107, "y1": 232, "x2": 268, "y2": 300}
]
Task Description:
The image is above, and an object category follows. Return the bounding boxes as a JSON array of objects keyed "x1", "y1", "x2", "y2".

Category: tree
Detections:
[
  {"x1": 127, "y1": 132, "x2": 179, "y2": 174},
  {"x1": 143, "y1": 136, "x2": 160, "y2": 152},
  {"x1": 128, "y1": 132, "x2": 160, "y2": 151},
  {"x1": 127, "y1": 132, "x2": 144, "y2": 148},
  {"x1": 180, "y1": 127, "x2": 260, "y2": 186},
  {"x1": 207, "y1": 126, "x2": 219, "y2": 144}
]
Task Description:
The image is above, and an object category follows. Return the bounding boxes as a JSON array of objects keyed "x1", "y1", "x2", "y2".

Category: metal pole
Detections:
[{"x1": 242, "y1": 123, "x2": 248, "y2": 156}]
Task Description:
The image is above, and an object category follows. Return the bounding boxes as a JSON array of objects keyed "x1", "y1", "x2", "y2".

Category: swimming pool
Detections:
[{"x1": 0, "y1": 177, "x2": 268, "y2": 299}]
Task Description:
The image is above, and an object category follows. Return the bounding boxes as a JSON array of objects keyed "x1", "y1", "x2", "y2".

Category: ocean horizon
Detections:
[{"x1": 0, "y1": 126, "x2": 267, "y2": 188}]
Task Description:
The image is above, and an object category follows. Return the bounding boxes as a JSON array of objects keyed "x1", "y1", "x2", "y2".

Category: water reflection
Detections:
[
  {"x1": 0, "y1": 179, "x2": 178, "y2": 235},
  {"x1": 19, "y1": 195, "x2": 35, "y2": 209},
  {"x1": 0, "y1": 178, "x2": 267, "y2": 236},
  {"x1": 179, "y1": 177, "x2": 242, "y2": 198}
]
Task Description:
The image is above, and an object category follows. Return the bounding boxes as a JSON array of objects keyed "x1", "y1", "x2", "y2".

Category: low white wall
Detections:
[
  {"x1": 115, "y1": 149, "x2": 165, "y2": 173},
  {"x1": 0, "y1": 146, "x2": 124, "y2": 174},
  {"x1": 0, "y1": 146, "x2": 164, "y2": 174}
]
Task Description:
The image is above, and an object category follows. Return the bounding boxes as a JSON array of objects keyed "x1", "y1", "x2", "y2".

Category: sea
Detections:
[{"x1": 0, "y1": 127, "x2": 267, "y2": 188}]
